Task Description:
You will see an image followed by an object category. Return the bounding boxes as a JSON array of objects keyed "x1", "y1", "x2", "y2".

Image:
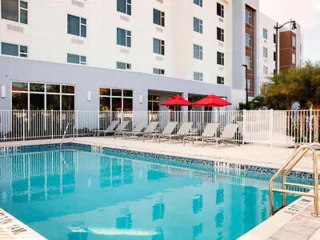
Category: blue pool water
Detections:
[{"x1": 0, "y1": 144, "x2": 299, "y2": 240}]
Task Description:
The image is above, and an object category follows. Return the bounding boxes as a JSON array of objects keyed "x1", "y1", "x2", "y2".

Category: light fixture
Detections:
[
  {"x1": 87, "y1": 90, "x2": 91, "y2": 101},
  {"x1": 139, "y1": 95, "x2": 143, "y2": 104},
  {"x1": 1, "y1": 85, "x2": 5, "y2": 98}
]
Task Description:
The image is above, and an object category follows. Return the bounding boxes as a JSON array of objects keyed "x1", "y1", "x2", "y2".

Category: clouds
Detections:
[
  {"x1": 260, "y1": 0, "x2": 320, "y2": 29},
  {"x1": 260, "y1": 0, "x2": 320, "y2": 61}
]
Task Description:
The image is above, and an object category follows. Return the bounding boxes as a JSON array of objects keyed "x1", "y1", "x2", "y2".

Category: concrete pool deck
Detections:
[{"x1": 0, "y1": 137, "x2": 320, "y2": 239}]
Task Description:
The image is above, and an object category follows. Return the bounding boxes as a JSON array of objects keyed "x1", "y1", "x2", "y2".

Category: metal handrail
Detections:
[
  {"x1": 60, "y1": 122, "x2": 72, "y2": 150},
  {"x1": 269, "y1": 144, "x2": 320, "y2": 216}
]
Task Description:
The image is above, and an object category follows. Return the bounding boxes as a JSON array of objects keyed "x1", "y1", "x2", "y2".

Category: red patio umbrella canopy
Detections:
[
  {"x1": 161, "y1": 95, "x2": 193, "y2": 106},
  {"x1": 193, "y1": 94, "x2": 231, "y2": 107}
]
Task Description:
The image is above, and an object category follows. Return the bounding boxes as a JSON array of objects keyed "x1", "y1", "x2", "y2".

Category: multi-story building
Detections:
[{"x1": 0, "y1": 0, "x2": 303, "y2": 112}]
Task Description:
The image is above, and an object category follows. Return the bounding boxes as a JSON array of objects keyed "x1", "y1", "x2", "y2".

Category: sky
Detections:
[{"x1": 260, "y1": 0, "x2": 320, "y2": 62}]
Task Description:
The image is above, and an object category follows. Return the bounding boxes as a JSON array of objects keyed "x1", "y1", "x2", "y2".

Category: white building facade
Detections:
[{"x1": 0, "y1": 0, "x2": 303, "y2": 112}]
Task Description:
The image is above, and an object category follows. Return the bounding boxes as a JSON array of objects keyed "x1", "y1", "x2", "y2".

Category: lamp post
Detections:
[
  {"x1": 241, "y1": 64, "x2": 248, "y2": 110},
  {"x1": 274, "y1": 20, "x2": 297, "y2": 74}
]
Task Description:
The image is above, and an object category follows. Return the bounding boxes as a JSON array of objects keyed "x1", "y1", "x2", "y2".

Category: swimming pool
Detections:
[{"x1": 0, "y1": 143, "x2": 302, "y2": 240}]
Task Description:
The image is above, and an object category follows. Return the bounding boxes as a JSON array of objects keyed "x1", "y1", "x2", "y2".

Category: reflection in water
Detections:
[
  {"x1": 152, "y1": 227, "x2": 164, "y2": 240},
  {"x1": 0, "y1": 149, "x2": 299, "y2": 240},
  {"x1": 10, "y1": 151, "x2": 76, "y2": 203},
  {"x1": 215, "y1": 208, "x2": 224, "y2": 228},
  {"x1": 192, "y1": 194, "x2": 203, "y2": 214},
  {"x1": 216, "y1": 187, "x2": 224, "y2": 205},
  {"x1": 100, "y1": 156, "x2": 133, "y2": 188},
  {"x1": 153, "y1": 201, "x2": 165, "y2": 221},
  {"x1": 116, "y1": 208, "x2": 132, "y2": 229},
  {"x1": 193, "y1": 223, "x2": 203, "y2": 238}
]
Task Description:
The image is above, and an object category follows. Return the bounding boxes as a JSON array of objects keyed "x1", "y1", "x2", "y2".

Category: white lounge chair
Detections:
[
  {"x1": 183, "y1": 123, "x2": 220, "y2": 147},
  {"x1": 114, "y1": 121, "x2": 130, "y2": 139},
  {"x1": 124, "y1": 121, "x2": 159, "y2": 139},
  {"x1": 143, "y1": 122, "x2": 178, "y2": 142},
  {"x1": 158, "y1": 122, "x2": 193, "y2": 143},
  {"x1": 206, "y1": 124, "x2": 239, "y2": 146},
  {"x1": 93, "y1": 120, "x2": 118, "y2": 136}
]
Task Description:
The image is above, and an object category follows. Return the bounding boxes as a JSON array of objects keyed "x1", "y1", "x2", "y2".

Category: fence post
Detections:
[
  {"x1": 51, "y1": 109, "x2": 54, "y2": 139},
  {"x1": 309, "y1": 108, "x2": 313, "y2": 144},
  {"x1": 76, "y1": 110, "x2": 79, "y2": 138},
  {"x1": 269, "y1": 109, "x2": 273, "y2": 147},
  {"x1": 22, "y1": 109, "x2": 25, "y2": 141},
  {"x1": 242, "y1": 110, "x2": 246, "y2": 145}
]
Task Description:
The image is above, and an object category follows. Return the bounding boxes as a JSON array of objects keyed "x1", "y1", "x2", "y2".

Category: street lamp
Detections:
[
  {"x1": 241, "y1": 64, "x2": 249, "y2": 110},
  {"x1": 274, "y1": 20, "x2": 297, "y2": 74}
]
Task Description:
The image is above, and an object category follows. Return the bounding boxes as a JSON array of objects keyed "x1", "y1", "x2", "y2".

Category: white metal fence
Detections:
[{"x1": 0, "y1": 110, "x2": 319, "y2": 147}]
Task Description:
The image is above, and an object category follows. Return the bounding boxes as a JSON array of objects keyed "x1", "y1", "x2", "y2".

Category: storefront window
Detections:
[
  {"x1": 148, "y1": 95, "x2": 160, "y2": 111},
  {"x1": 100, "y1": 88, "x2": 133, "y2": 112},
  {"x1": 11, "y1": 82, "x2": 75, "y2": 111}
]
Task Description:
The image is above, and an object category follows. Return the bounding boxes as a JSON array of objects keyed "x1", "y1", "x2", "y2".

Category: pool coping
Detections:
[{"x1": 0, "y1": 208, "x2": 46, "y2": 240}]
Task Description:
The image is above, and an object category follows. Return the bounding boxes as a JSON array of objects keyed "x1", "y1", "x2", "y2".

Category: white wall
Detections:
[
  {"x1": 258, "y1": 13, "x2": 276, "y2": 90},
  {"x1": 0, "y1": 0, "x2": 233, "y2": 86}
]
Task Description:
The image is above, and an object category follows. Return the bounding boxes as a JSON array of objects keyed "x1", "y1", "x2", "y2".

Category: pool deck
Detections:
[{"x1": 1, "y1": 137, "x2": 320, "y2": 239}]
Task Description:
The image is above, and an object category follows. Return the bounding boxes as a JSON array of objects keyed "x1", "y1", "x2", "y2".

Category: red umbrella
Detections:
[
  {"x1": 193, "y1": 94, "x2": 231, "y2": 107},
  {"x1": 161, "y1": 95, "x2": 193, "y2": 106}
]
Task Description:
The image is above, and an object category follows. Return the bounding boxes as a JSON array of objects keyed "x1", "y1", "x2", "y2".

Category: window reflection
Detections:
[
  {"x1": 215, "y1": 208, "x2": 224, "y2": 228},
  {"x1": 193, "y1": 223, "x2": 203, "y2": 238},
  {"x1": 192, "y1": 194, "x2": 203, "y2": 214},
  {"x1": 116, "y1": 208, "x2": 132, "y2": 229},
  {"x1": 12, "y1": 93, "x2": 27, "y2": 110},
  {"x1": 47, "y1": 95, "x2": 60, "y2": 110},
  {"x1": 30, "y1": 94, "x2": 44, "y2": 110},
  {"x1": 152, "y1": 201, "x2": 165, "y2": 221},
  {"x1": 100, "y1": 88, "x2": 133, "y2": 112},
  {"x1": 11, "y1": 82, "x2": 75, "y2": 111}
]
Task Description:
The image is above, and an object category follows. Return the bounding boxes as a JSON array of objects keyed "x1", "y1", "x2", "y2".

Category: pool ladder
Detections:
[
  {"x1": 269, "y1": 143, "x2": 320, "y2": 216},
  {"x1": 60, "y1": 122, "x2": 72, "y2": 150}
]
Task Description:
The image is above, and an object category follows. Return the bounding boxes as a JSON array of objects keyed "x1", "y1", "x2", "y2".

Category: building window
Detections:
[
  {"x1": 100, "y1": 88, "x2": 133, "y2": 112},
  {"x1": 148, "y1": 95, "x2": 160, "y2": 111},
  {"x1": 193, "y1": 44, "x2": 203, "y2": 60},
  {"x1": 292, "y1": 53, "x2": 296, "y2": 64},
  {"x1": 217, "y1": 76, "x2": 224, "y2": 85},
  {"x1": 263, "y1": 66, "x2": 268, "y2": 75},
  {"x1": 263, "y1": 28, "x2": 268, "y2": 39},
  {"x1": 245, "y1": 56, "x2": 251, "y2": 69},
  {"x1": 217, "y1": 52, "x2": 224, "y2": 66},
  {"x1": 194, "y1": 0, "x2": 203, "y2": 7},
  {"x1": 12, "y1": 82, "x2": 75, "y2": 110},
  {"x1": 153, "y1": 38, "x2": 165, "y2": 55},
  {"x1": 117, "y1": 0, "x2": 131, "y2": 16},
  {"x1": 67, "y1": 14, "x2": 87, "y2": 37},
  {"x1": 217, "y1": 3, "x2": 224, "y2": 18},
  {"x1": 263, "y1": 47, "x2": 268, "y2": 58},
  {"x1": 1, "y1": 0, "x2": 28, "y2": 24},
  {"x1": 1, "y1": 42, "x2": 27, "y2": 57},
  {"x1": 274, "y1": 52, "x2": 276, "y2": 61},
  {"x1": 153, "y1": 68, "x2": 165, "y2": 75},
  {"x1": 193, "y1": 72, "x2": 203, "y2": 81},
  {"x1": 153, "y1": 9, "x2": 165, "y2": 27},
  {"x1": 245, "y1": 33, "x2": 251, "y2": 47},
  {"x1": 117, "y1": 28, "x2": 131, "y2": 47},
  {"x1": 292, "y1": 36, "x2": 296, "y2": 48},
  {"x1": 117, "y1": 62, "x2": 131, "y2": 70},
  {"x1": 67, "y1": 54, "x2": 86, "y2": 65},
  {"x1": 273, "y1": 34, "x2": 276, "y2": 43},
  {"x1": 193, "y1": 17, "x2": 203, "y2": 34},
  {"x1": 245, "y1": 10, "x2": 251, "y2": 24},
  {"x1": 217, "y1": 27, "x2": 224, "y2": 42}
]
